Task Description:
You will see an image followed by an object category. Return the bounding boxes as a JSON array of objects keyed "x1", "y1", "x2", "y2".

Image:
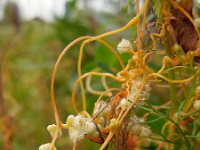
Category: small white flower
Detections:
[
  {"x1": 131, "y1": 115, "x2": 144, "y2": 124},
  {"x1": 85, "y1": 120, "x2": 96, "y2": 135},
  {"x1": 39, "y1": 143, "x2": 57, "y2": 150},
  {"x1": 47, "y1": 124, "x2": 62, "y2": 138},
  {"x1": 119, "y1": 98, "x2": 131, "y2": 108},
  {"x1": 66, "y1": 115, "x2": 97, "y2": 143},
  {"x1": 128, "y1": 116, "x2": 151, "y2": 136},
  {"x1": 117, "y1": 39, "x2": 132, "y2": 53},
  {"x1": 66, "y1": 115, "x2": 86, "y2": 143},
  {"x1": 193, "y1": 100, "x2": 200, "y2": 109},
  {"x1": 128, "y1": 78, "x2": 151, "y2": 102},
  {"x1": 141, "y1": 126, "x2": 152, "y2": 136},
  {"x1": 128, "y1": 123, "x2": 142, "y2": 135}
]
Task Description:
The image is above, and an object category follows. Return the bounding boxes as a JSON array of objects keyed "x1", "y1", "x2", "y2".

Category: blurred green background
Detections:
[
  {"x1": 4, "y1": 0, "x2": 200, "y2": 149},
  {"x1": 4, "y1": 0, "x2": 199, "y2": 150},
  {"x1": 0, "y1": 0, "x2": 137, "y2": 149}
]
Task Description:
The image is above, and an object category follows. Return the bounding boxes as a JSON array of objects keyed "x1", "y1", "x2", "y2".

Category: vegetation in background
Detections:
[
  {"x1": 0, "y1": 1, "x2": 123, "y2": 149},
  {"x1": 1, "y1": 0, "x2": 200, "y2": 150},
  {"x1": 40, "y1": 0, "x2": 200, "y2": 150}
]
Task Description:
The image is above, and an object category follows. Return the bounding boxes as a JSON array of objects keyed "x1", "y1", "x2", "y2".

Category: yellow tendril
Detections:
[{"x1": 78, "y1": 0, "x2": 150, "y2": 112}]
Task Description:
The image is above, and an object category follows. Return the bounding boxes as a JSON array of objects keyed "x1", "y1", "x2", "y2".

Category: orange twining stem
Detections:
[
  {"x1": 78, "y1": 0, "x2": 150, "y2": 112},
  {"x1": 51, "y1": 36, "x2": 125, "y2": 121},
  {"x1": 72, "y1": 72, "x2": 124, "y2": 113},
  {"x1": 51, "y1": 36, "x2": 90, "y2": 125}
]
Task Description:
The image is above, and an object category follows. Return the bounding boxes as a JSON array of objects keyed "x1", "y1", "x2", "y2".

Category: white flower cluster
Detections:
[
  {"x1": 128, "y1": 116, "x2": 151, "y2": 136},
  {"x1": 128, "y1": 77, "x2": 151, "y2": 102},
  {"x1": 39, "y1": 143, "x2": 57, "y2": 150},
  {"x1": 127, "y1": 116, "x2": 152, "y2": 148},
  {"x1": 66, "y1": 115, "x2": 98, "y2": 143},
  {"x1": 117, "y1": 38, "x2": 132, "y2": 53}
]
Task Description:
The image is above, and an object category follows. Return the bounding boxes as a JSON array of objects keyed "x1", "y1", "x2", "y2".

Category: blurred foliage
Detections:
[
  {"x1": 0, "y1": 0, "x2": 172, "y2": 150},
  {"x1": 0, "y1": 0, "x2": 133, "y2": 149}
]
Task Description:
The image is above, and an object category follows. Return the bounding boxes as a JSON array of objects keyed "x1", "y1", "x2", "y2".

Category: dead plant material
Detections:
[{"x1": 170, "y1": 0, "x2": 200, "y2": 62}]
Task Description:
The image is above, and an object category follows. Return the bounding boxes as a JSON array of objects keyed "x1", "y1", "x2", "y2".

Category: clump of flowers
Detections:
[
  {"x1": 65, "y1": 115, "x2": 98, "y2": 143},
  {"x1": 40, "y1": 0, "x2": 200, "y2": 149},
  {"x1": 128, "y1": 77, "x2": 151, "y2": 102}
]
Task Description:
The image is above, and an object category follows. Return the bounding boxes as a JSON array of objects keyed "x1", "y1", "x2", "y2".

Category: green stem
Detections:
[
  {"x1": 149, "y1": 104, "x2": 190, "y2": 150},
  {"x1": 163, "y1": 40, "x2": 177, "y2": 102}
]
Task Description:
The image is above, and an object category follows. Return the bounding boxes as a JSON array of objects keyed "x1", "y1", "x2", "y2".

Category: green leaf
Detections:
[
  {"x1": 192, "y1": 116, "x2": 200, "y2": 135},
  {"x1": 152, "y1": 0, "x2": 163, "y2": 20},
  {"x1": 94, "y1": 43, "x2": 117, "y2": 68}
]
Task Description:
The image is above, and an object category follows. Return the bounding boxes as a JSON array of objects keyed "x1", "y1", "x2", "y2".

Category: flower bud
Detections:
[
  {"x1": 193, "y1": 100, "x2": 200, "y2": 109},
  {"x1": 117, "y1": 39, "x2": 132, "y2": 53},
  {"x1": 39, "y1": 143, "x2": 57, "y2": 150},
  {"x1": 47, "y1": 124, "x2": 62, "y2": 138}
]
